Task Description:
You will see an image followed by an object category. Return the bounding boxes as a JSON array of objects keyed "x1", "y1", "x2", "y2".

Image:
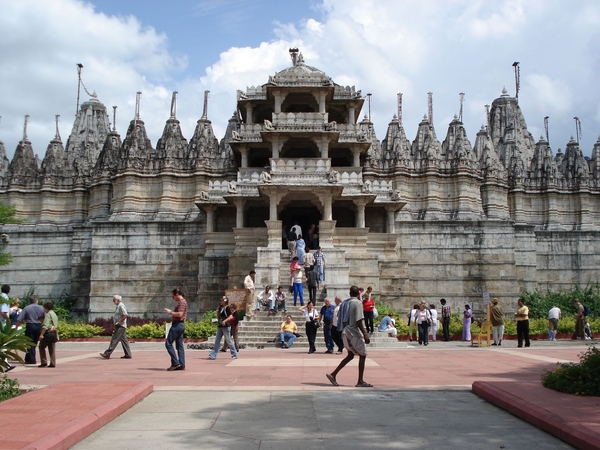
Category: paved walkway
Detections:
[{"x1": 2, "y1": 339, "x2": 598, "y2": 449}]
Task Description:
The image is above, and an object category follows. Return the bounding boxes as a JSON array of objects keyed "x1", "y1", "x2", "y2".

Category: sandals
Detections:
[
  {"x1": 326, "y1": 373, "x2": 339, "y2": 386},
  {"x1": 355, "y1": 381, "x2": 373, "y2": 388}
]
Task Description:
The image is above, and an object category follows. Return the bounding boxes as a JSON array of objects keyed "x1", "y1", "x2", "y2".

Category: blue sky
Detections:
[{"x1": 1, "y1": 0, "x2": 600, "y2": 160}]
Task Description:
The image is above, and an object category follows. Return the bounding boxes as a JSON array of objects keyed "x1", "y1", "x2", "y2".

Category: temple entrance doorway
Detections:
[{"x1": 280, "y1": 201, "x2": 321, "y2": 249}]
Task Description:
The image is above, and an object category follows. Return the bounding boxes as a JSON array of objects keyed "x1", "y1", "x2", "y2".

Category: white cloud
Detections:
[{"x1": 2, "y1": 0, "x2": 600, "y2": 160}]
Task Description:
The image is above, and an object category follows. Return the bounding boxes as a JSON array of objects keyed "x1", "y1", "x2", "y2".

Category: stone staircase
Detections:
[{"x1": 237, "y1": 307, "x2": 405, "y2": 349}]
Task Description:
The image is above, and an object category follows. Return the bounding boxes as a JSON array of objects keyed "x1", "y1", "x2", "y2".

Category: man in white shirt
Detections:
[
  {"x1": 290, "y1": 222, "x2": 302, "y2": 241},
  {"x1": 255, "y1": 285, "x2": 276, "y2": 313},
  {"x1": 244, "y1": 270, "x2": 256, "y2": 317},
  {"x1": 548, "y1": 306, "x2": 561, "y2": 341}
]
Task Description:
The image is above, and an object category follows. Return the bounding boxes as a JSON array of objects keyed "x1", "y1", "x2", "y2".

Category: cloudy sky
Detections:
[{"x1": 1, "y1": 0, "x2": 599, "y2": 161}]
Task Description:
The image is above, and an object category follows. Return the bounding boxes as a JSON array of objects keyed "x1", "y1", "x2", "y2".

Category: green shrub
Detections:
[
  {"x1": 0, "y1": 375, "x2": 20, "y2": 402},
  {"x1": 541, "y1": 345, "x2": 600, "y2": 396},
  {"x1": 523, "y1": 283, "x2": 600, "y2": 319},
  {"x1": 185, "y1": 319, "x2": 217, "y2": 339},
  {"x1": 128, "y1": 323, "x2": 165, "y2": 339},
  {"x1": 57, "y1": 323, "x2": 103, "y2": 338},
  {"x1": 0, "y1": 322, "x2": 34, "y2": 371},
  {"x1": 504, "y1": 320, "x2": 517, "y2": 335}
]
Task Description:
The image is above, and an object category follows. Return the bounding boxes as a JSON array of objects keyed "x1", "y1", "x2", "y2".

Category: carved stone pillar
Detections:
[
  {"x1": 318, "y1": 220, "x2": 336, "y2": 249},
  {"x1": 265, "y1": 219, "x2": 282, "y2": 249},
  {"x1": 318, "y1": 92, "x2": 326, "y2": 114},
  {"x1": 318, "y1": 136, "x2": 330, "y2": 159},
  {"x1": 324, "y1": 195, "x2": 332, "y2": 221},
  {"x1": 273, "y1": 90, "x2": 282, "y2": 114},
  {"x1": 352, "y1": 148, "x2": 361, "y2": 167},
  {"x1": 204, "y1": 205, "x2": 216, "y2": 232},
  {"x1": 233, "y1": 198, "x2": 244, "y2": 228},
  {"x1": 349, "y1": 106, "x2": 355, "y2": 124},
  {"x1": 240, "y1": 145, "x2": 248, "y2": 168},
  {"x1": 272, "y1": 136, "x2": 282, "y2": 159},
  {"x1": 245, "y1": 104, "x2": 253, "y2": 125},
  {"x1": 385, "y1": 205, "x2": 396, "y2": 234},
  {"x1": 354, "y1": 199, "x2": 367, "y2": 228}
]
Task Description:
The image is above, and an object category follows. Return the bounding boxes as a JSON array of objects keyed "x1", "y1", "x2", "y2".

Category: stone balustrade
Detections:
[
  {"x1": 237, "y1": 86, "x2": 267, "y2": 100},
  {"x1": 333, "y1": 85, "x2": 362, "y2": 99}
]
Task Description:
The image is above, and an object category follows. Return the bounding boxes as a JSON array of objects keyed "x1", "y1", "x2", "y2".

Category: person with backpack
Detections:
[{"x1": 573, "y1": 299, "x2": 587, "y2": 340}]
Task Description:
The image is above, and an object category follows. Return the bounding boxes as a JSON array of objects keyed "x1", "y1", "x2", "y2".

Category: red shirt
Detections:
[
  {"x1": 362, "y1": 298, "x2": 375, "y2": 312},
  {"x1": 174, "y1": 298, "x2": 188, "y2": 322}
]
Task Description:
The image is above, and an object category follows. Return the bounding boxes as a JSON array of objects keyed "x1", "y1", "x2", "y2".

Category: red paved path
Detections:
[{"x1": 2, "y1": 343, "x2": 599, "y2": 449}]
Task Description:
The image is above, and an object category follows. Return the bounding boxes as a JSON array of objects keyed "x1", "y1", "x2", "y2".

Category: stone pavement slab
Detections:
[{"x1": 71, "y1": 391, "x2": 575, "y2": 450}]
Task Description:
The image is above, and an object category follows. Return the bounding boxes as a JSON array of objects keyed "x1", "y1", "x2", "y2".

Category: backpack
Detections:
[{"x1": 583, "y1": 305, "x2": 590, "y2": 316}]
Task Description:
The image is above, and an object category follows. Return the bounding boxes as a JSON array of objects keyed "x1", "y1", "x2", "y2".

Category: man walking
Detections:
[
  {"x1": 0, "y1": 284, "x2": 15, "y2": 372},
  {"x1": 314, "y1": 246, "x2": 326, "y2": 286},
  {"x1": 16, "y1": 295, "x2": 45, "y2": 364},
  {"x1": 326, "y1": 285, "x2": 372, "y2": 387},
  {"x1": 440, "y1": 298, "x2": 451, "y2": 341},
  {"x1": 548, "y1": 305, "x2": 561, "y2": 341},
  {"x1": 100, "y1": 295, "x2": 132, "y2": 359}
]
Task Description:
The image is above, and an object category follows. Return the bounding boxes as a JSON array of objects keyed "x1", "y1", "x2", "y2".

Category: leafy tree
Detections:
[
  {"x1": 0, "y1": 321, "x2": 34, "y2": 372},
  {"x1": 0, "y1": 201, "x2": 26, "y2": 267}
]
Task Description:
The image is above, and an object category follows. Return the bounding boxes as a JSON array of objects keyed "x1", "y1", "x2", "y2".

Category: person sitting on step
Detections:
[{"x1": 256, "y1": 285, "x2": 276, "y2": 314}]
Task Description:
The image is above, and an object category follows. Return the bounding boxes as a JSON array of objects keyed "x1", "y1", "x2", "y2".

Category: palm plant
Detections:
[{"x1": 0, "y1": 321, "x2": 34, "y2": 372}]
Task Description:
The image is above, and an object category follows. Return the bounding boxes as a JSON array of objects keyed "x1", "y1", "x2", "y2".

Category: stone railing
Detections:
[
  {"x1": 269, "y1": 112, "x2": 332, "y2": 133},
  {"x1": 337, "y1": 123, "x2": 370, "y2": 142},
  {"x1": 237, "y1": 124, "x2": 264, "y2": 142},
  {"x1": 333, "y1": 85, "x2": 362, "y2": 100},
  {"x1": 270, "y1": 158, "x2": 330, "y2": 174},
  {"x1": 237, "y1": 86, "x2": 267, "y2": 100}
]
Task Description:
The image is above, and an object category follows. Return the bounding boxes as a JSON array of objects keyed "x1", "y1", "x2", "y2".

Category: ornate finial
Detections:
[
  {"x1": 427, "y1": 92, "x2": 433, "y2": 125},
  {"x1": 397, "y1": 93, "x2": 403, "y2": 126},
  {"x1": 91, "y1": 90, "x2": 98, "y2": 99},
  {"x1": 458, "y1": 92, "x2": 465, "y2": 122},
  {"x1": 574, "y1": 116, "x2": 582, "y2": 143},
  {"x1": 297, "y1": 52, "x2": 305, "y2": 65},
  {"x1": 289, "y1": 48, "x2": 299, "y2": 66},
  {"x1": 54, "y1": 114, "x2": 61, "y2": 141},
  {"x1": 23, "y1": 115, "x2": 29, "y2": 141},
  {"x1": 201, "y1": 90, "x2": 209, "y2": 120},
  {"x1": 135, "y1": 92, "x2": 142, "y2": 121},
  {"x1": 501, "y1": 86, "x2": 509, "y2": 97},
  {"x1": 112, "y1": 106, "x2": 117, "y2": 132},
  {"x1": 170, "y1": 91, "x2": 178, "y2": 119}
]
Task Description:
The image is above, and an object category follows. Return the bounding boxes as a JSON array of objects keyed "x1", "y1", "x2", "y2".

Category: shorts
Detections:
[
  {"x1": 549, "y1": 318, "x2": 558, "y2": 330},
  {"x1": 342, "y1": 332, "x2": 368, "y2": 357}
]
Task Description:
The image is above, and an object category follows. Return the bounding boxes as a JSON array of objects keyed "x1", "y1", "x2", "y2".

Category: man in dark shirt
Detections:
[
  {"x1": 319, "y1": 297, "x2": 335, "y2": 353},
  {"x1": 306, "y1": 265, "x2": 318, "y2": 304},
  {"x1": 164, "y1": 288, "x2": 188, "y2": 371},
  {"x1": 16, "y1": 295, "x2": 45, "y2": 364}
]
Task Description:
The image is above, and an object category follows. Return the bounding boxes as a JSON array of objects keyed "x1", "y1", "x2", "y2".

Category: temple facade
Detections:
[{"x1": 1, "y1": 50, "x2": 600, "y2": 318}]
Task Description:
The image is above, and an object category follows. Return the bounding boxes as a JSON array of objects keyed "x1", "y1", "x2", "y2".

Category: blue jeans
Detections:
[
  {"x1": 316, "y1": 264, "x2": 324, "y2": 282},
  {"x1": 25, "y1": 323, "x2": 42, "y2": 364},
  {"x1": 323, "y1": 321, "x2": 334, "y2": 350},
  {"x1": 209, "y1": 326, "x2": 238, "y2": 359},
  {"x1": 165, "y1": 322, "x2": 186, "y2": 367},
  {"x1": 293, "y1": 282, "x2": 304, "y2": 306},
  {"x1": 418, "y1": 322, "x2": 429, "y2": 344},
  {"x1": 279, "y1": 331, "x2": 297, "y2": 347}
]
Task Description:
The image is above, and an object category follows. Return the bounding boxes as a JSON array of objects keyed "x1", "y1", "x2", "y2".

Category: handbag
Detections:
[
  {"x1": 312, "y1": 318, "x2": 321, "y2": 328},
  {"x1": 373, "y1": 307, "x2": 379, "y2": 319},
  {"x1": 43, "y1": 329, "x2": 58, "y2": 343}
]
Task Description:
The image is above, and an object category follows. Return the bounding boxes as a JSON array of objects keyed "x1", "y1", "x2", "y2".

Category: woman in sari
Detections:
[
  {"x1": 296, "y1": 236, "x2": 306, "y2": 265},
  {"x1": 462, "y1": 304, "x2": 472, "y2": 341}
]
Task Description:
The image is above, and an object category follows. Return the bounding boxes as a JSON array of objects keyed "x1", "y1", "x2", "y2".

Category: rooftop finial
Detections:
[
  {"x1": 23, "y1": 115, "x2": 29, "y2": 141},
  {"x1": 289, "y1": 47, "x2": 299, "y2": 66},
  {"x1": 112, "y1": 106, "x2": 117, "y2": 132},
  {"x1": 427, "y1": 92, "x2": 433, "y2": 126},
  {"x1": 397, "y1": 93, "x2": 403, "y2": 127},
  {"x1": 54, "y1": 114, "x2": 61, "y2": 141},
  {"x1": 201, "y1": 90, "x2": 209, "y2": 120},
  {"x1": 458, "y1": 92, "x2": 465, "y2": 122},
  {"x1": 135, "y1": 92, "x2": 142, "y2": 121},
  {"x1": 170, "y1": 91, "x2": 178, "y2": 119},
  {"x1": 485, "y1": 104, "x2": 491, "y2": 135},
  {"x1": 574, "y1": 116, "x2": 582, "y2": 143},
  {"x1": 544, "y1": 116, "x2": 549, "y2": 144},
  {"x1": 512, "y1": 61, "x2": 520, "y2": 101}
]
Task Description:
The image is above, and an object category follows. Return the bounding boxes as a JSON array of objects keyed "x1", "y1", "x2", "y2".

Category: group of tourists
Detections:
[{"x1": 1, "y1": 284, "x2": 59, "y2": 372}]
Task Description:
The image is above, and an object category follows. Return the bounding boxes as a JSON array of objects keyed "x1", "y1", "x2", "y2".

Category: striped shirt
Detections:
[
  {"x1": 174, "y1": 298, "x2": 188, "y2": 322},
  {"x1": 442, "y1": 305, "x2": 451, "y2": 319},
  {"x1": 313, "y1": 251, "x2": 325, "y2": 266}
]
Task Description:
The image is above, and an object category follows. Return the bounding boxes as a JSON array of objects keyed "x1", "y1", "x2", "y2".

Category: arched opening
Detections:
[
  {"x1": 280, "y1": 138, "x2": 319, "y2": 159},
  {"x1": 245, "y1": 200, "x2": 269, "y2": 228},
  {"x1": 248, "y1": 147, "x2": 271, "y2": 168},
  {"x1": 332, "y1": 200, "x2": 356, "y2": 227},
  {"x1": 282, "y1": 92, "x2": 319, "y2": 113},
  {"x1": 365, "y1": 206, "x2": 387, "y2": 232},
  {"x1": 280, "y1": 200, "x2": 322, "y2": 249},
  {"x1": 329, "y1": 147, "x2": 353, "y2": 167}
]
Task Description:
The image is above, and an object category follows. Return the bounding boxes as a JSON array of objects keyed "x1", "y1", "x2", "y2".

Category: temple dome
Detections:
[{"x1": 269, "y1": 52, "x2": 333, "y2": 87}]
